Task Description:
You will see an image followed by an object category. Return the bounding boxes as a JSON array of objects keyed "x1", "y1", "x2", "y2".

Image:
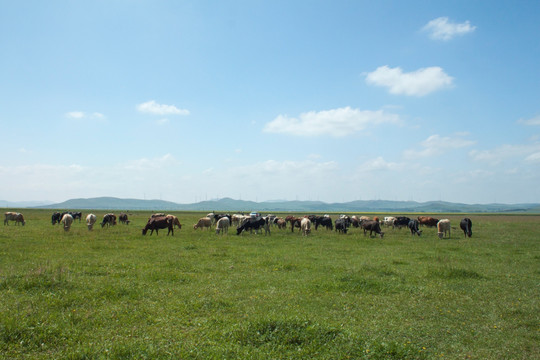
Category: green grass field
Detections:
[{"x1": 1, "y1": 210, "x2": 538, "y2": 359}]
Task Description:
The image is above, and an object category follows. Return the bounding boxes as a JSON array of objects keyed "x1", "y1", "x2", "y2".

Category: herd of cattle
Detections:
[{"x1": 3, "y1": 211, "x2": 474, "y2": 239}]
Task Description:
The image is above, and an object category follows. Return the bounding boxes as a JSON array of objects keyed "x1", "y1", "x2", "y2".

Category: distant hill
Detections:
[{"x1": 31, "y1": 196, "x2": 540, "y2": 213}]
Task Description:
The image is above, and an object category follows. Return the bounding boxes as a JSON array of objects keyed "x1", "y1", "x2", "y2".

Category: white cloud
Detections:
[
  {"x1": 404, "y1": 134, "x2": 476, "y2": 159},
  {"x1": 422, "y1": 17, "x2": 476, "y2": 41},
  {"x1": 65, "y1": 111, "x2": 105, "y2": 120},
  {"x1": 365, "y1": 66, "x2": 454, "y2": 96},
  {"x1": 469, "y1": 143, "x2": 540, "y2": 164},
  {"x1": 263, "y1": 106, "x2": 401, "y2": 137},
  {"x1": 136, "y1": 100, "x2": 189, "y2": 116},
  {"x1": 518, "y1": 115, "x2": 540, "y2": 126}
]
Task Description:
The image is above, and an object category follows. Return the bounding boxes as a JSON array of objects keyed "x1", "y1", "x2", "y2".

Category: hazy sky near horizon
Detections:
[{"x1": 1, "y1": 1, "x2": 539, "y2": 204}]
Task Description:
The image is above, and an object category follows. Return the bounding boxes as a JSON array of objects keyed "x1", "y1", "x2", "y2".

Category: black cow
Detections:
[
  {"x1": 101, "y1": 213, "x2": 117, "y2": 228},
  {"x1": 361, "y1": 220, "x2": 385, "y2": 238},
  {"x1": 393, "y1": 216, "x2": 411, "y2": 229},
  {"x1": 237, "y1": 217, "x2": 270, "y2": 235},
  {"x1": 460, "y1": 218, "x2": 472, "y2": 238},
  {"x1": 314, "y1": 216, "x2": 333, "y2": 230},
  {"x1": 335, "y1": 218, "x2": 350, "y2": 234},
  {"x1": 142, "y1": 216, "x2": 173, "y2": 236},
  {"x1": 71, "y1": 212, "x2": 82, "y2": 222},
  {"x1": 51, "y1": 212, "x2": 62, "y2": 225},
  {"x1": 119, "y1": 213, "x2": 130, "y2": 225},
  {"x1": 408, "y1": 219, "x2": 422, "y2": 236}
]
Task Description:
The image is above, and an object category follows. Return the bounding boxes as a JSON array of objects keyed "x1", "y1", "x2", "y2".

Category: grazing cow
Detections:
[
  {"x1": 236, "y1": 217, "x2": 270, "y2": 235},
  {"x1": 71, "y1": 212, "x2": 82, "y2": 222},
  {"x1": 52, "y1": 212, "x2": 62, "y2": 225},
  {"x1": 86, "y1": 214, "x2": 97, "y2": 231},
  {"x1": 101, "y1": 213, "x2": 117, "y2": 228},
  {"x1": 4, "y1": 212, "x2": 25, "y2": 226},
  {"x1": 418, "y1": 216, "x2": 439, "y2": 227},
  {"x1": 300, "y1": 217, "x2": 311, "y2": 236},
  {"x1": 166, "y1": 215, "x2": 182, "y2": 229},
  {"x1": 119, "y1": 213, "x2": 130, "y2": 225},
  {"x1": 351, "y1": 216, "x2": 361, "y2": 228},
  {"x1": 142, "y1": 216, "x2": 173, "y2": 236},
  {"x1": 437, "y1": 219, "x2": 451, "y2": 239},
  {"x1": 408, "y1": 219, "x2": 422, "y2": 236},
  {"x1": 335, "y1": 217, "x2": 350, "y2": 234},
  {"x1": 215, "y1": 216, "x2": 230, "y2": 235},
  {"x1": 460, "y1": 218, "x2": 472, "y2": 238},
  {"x1": 361, "y1": 220, "x2": 385, "y2": 238},
  {"x1": 61, "y1": 213, "x2": 73, "y2": 231},
  {"x1": 193, "y1": 217, "x2": 212, "y2": 230},
  {"x1": 313, "y1": 216, "x2": 333, "y2": 230},
  {"x1": 393, "y1": 216, "x2": 411, "y2": 229}
]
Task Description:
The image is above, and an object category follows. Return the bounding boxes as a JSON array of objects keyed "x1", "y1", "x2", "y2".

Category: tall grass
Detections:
[{"x1": 0, "y1": 210, "x2": 538, "y2": 359}]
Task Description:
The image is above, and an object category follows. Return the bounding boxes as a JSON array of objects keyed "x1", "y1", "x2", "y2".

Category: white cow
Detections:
[
  {"x1": 437, "y1": 219, "x2": 451, "y2": 239},
  {"x1": 86, "y1": 214, "x2": 97, "y2": 231},
  {"x1": 301, "y1": 217, "x2": 311, "y2": 236},
  {"x1": 383, "y1": 216, "x2": 397, "y2": 228},
  {"x1": 215, "y1": 217, "x2": 230, "y2": 235},
  {"x1": 62, "y1": 213, "x2": 74, "y2": 232}
]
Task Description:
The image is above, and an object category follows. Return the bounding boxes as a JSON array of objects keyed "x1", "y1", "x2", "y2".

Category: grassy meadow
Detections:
[{"x1": 0, "y1": 209, "x2": 538, "y2": 359}]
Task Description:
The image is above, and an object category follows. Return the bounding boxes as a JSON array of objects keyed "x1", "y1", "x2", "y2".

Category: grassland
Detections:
[{"x1": 1, "y1": 210, "x2": 538, "y2": 359}]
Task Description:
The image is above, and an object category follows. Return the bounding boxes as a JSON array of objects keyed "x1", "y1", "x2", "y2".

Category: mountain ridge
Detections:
[{"x1": 22, "y1": 196, "x2": 540, "y2": 213}]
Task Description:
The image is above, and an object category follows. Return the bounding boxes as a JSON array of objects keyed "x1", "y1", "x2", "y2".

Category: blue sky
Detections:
[{"x1": 1, "y1": 1, "x2": 539, "y2": 204}]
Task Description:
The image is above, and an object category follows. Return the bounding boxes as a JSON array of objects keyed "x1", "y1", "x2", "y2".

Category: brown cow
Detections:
[
  {"x1": 361, "y1": 220, "x2": 385, "y2": 238},
  {"x1": 193, "y1": 217, "x2": 212, "y2": 230},
  {"x1": 417, "y1": 216, "x2": 439, "y2": 227},
  {"x1": 4, "y1": 212, "x2": 25, "y2": 226},
  {"x1": 142, "y1": 216, "x2": 173, "y2": 236}
]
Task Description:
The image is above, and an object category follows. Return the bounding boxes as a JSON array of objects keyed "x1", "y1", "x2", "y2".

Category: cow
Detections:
[
  {"x1": 393, "y1": 216, "x2": 411, "y2": 229},
  {"x1": 119, "y1": 213, "x2": 130, "y2": 225},
  {"x1": 275, "y1": 217, "x2": 287, "y2": 229},
  {"x1": 4, "y1": 212, "x2": 25, "y2": 226},
  {"x1": 408, "y1": 219, "x2": 422, "y2": 236},
  {"x1": 301, "y1": 217, "x2": 311, "y2": 236},
  {"x1": 361, "y1": 220, "x2": 384, "y2": 238},
  {"x1": 52, "y1": 212, "x2": 62, "y2": 225},
  {"x1": 437, "y1": 219, "x2": 451, "y2": 239},
  {"x1": 193, "y1": 217, "x2": 212, "y2": 230},
  {"x1": 61, "y1": 213, "x2": 73, "y2": 231},
  {"x1": 231, "y1": 214, "x2": 244, "y2": 227},
  {"x1": 351, "y1": 216, "x2": 362, "y2": 228},
  {"x1": 142, "y1": 216, "x2": 173, "y2": 236},
  {"x1": 215, "y1": 216, "x2": 230, "y2": 235},
  {"x1": 71, "y1": 212, "x2": 82, "y2": 222},
  {"x1": 236, "y1": 217, "x2": 270, "y2": 235},
  {"x1": 86, "y1": 214, "x2": 97, "y2": 231},
  {"x1": 418, "y1": 216, "x2": 439, "y2": 227},
  {"x1": 166, "y1": 215, "x2": 182, "y2": 229},
  {"x1": 383, "y1": 217, "x2": 397, "y2": 228},
  {"x1": 313, "y1": 216, "x2": 333, "y2": 230},
  {"x1": 460, "y1": 218, "x2": 472, "y2": 238},
  {"x1": 101, "y1": 213, "x2": 117, "y2": 228},
  {"x1": 286, "y1": 216, "x2": 303, "y2": 232},
  {"x1": 335, "y1": 217, "x2": 350, "y2": 234}
]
